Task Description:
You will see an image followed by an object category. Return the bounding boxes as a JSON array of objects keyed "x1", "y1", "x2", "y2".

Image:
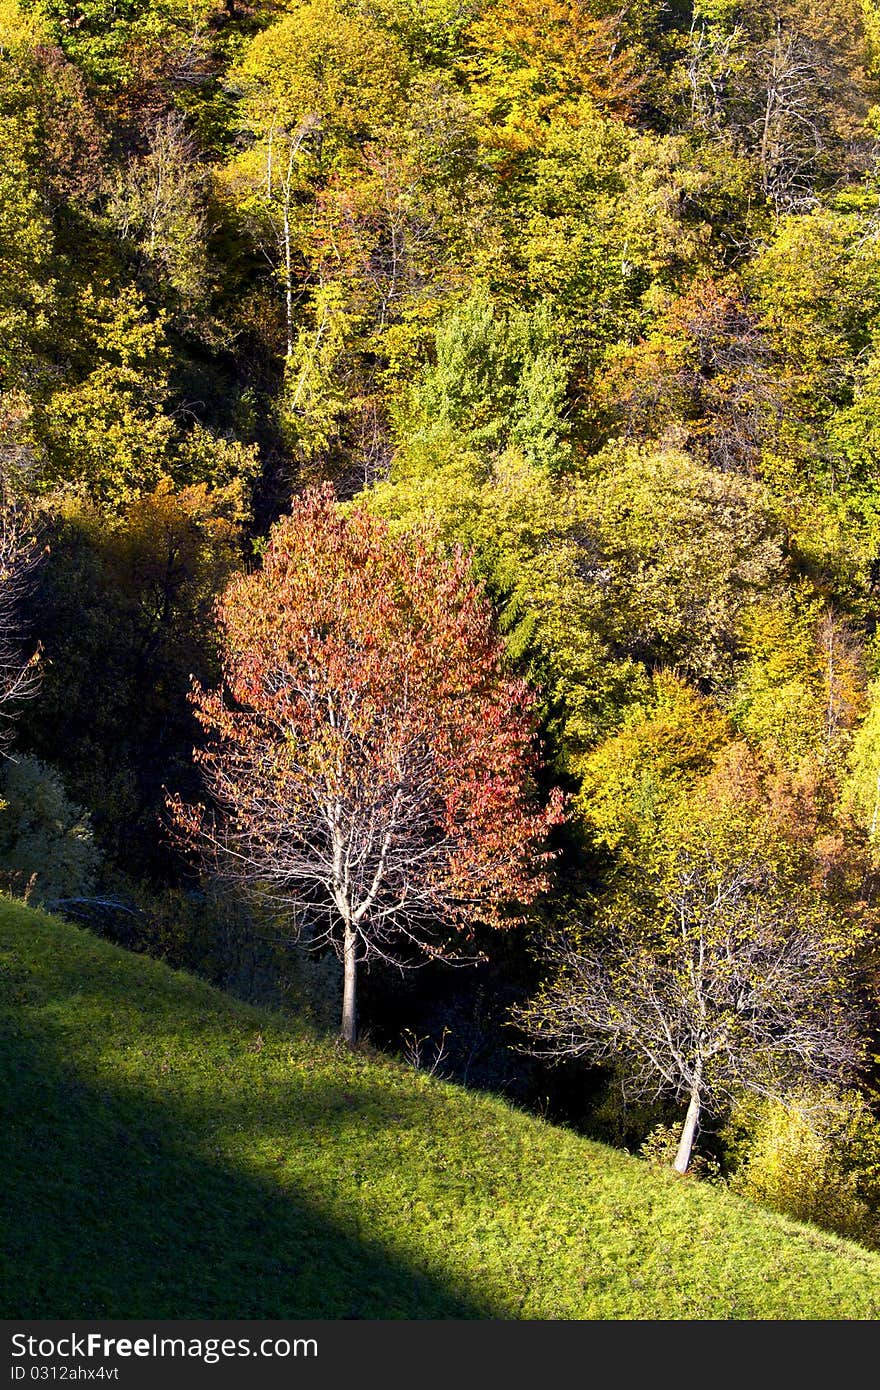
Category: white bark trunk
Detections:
[
  {"x1": 674, "y1": 1084, "x2": 702, "y2": 1174},
  {"x1": 283, "y1": 199, "x2": 293, "y2": 360},
  {"x1": 341, "y1": 922, "x2": 357, "y2": 1046}
]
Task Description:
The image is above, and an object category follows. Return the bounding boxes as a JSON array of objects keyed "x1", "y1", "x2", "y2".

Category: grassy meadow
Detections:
[{"x1": 2, "y1": 897, "x2": 879, "y2": 1320}]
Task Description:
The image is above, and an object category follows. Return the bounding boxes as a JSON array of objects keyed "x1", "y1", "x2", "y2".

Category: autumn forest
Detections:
[{"x1": 4, "y1": 0, "x2": 880, "y2": 1295}]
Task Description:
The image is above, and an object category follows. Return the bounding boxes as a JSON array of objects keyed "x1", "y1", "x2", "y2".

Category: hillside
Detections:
[
  {"x1": 1, "y1": 896, "x2": 879, "y2": 1320},
  {"x1": 6, "y1": 0, "x2": 880, "y2": 1237}
]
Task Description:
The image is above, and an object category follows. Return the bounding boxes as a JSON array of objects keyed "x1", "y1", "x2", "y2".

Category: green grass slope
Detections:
[{"x1": 1, "y1": 898, "x2": 879, "y2": 1320}]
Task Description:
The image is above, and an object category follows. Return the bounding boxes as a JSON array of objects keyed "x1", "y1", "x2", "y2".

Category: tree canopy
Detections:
[
  {"x1": 2, "y1": 0, "x2": 880, "y2": 1204},
  {"x1": 171, "y1": 487, "x2": 561, "y2": 1042}
]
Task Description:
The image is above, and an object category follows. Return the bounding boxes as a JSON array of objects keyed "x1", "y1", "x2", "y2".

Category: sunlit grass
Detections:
[{"x1": 2, "y1": 897, "x2": 878, "y2": 1319}]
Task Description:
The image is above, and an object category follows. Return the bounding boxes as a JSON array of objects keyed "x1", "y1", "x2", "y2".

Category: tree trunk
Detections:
[
  {"x1": 759, "y1": 19, "x2": 783, "y2": 200},
  {"x1": 341, "y1": 923, "x2": 357, "y2": 1046},
  {"x1": 283, "y1": 197, "x2": 293, "y2": 360},
  {"x1": 673, "y1": 1083, "x2": 702, "y2": 1175}
]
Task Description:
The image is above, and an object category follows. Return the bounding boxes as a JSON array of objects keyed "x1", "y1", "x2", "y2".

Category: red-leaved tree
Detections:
[{"x1": 170, "y1": 486, "x2": 563, "y2": 1043}]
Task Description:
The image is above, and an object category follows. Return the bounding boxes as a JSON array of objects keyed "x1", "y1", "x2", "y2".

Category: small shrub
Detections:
[
  {"x1": 0, "y1": 756, "x2": 101, "y2": 907},
  {"x1": 726, "y1": 1087, "x2": 880, "y2": 1247},
  {"x1": 639, "y1": 1122, "x2": 722, "y2": 1178},
  {"x1": 639, "y1": 1123, "x2": 681, "y2": 1167}
]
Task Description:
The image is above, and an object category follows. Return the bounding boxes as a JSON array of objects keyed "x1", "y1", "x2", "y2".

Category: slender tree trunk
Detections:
[
  {"x1": 759, "y1": 20, "x2": 782, "y2": 200},
  {"x1": 870, "y1": 769, "x2": 880, "y2": 840},
  {"x1": 825, "y1": 621, "x2": 837, "y2": 746},
  {"x1": 674, "y1": 1078, "x2": 702, "y2": 1175},
  {"x1": 341, "y1": 922, "x2": 357, "y2": 1046},
  {"x1": 283, "y1": 196, "x2": 293, "y2": 360}
]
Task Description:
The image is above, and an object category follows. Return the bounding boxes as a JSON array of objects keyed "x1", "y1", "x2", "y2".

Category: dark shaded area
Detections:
[
  {"x1": 0, "y1": 993, "x2": 482, "y2": 1319},
  {"x1": 17, "y1": 508, "x2": 223, "y2": 880}
]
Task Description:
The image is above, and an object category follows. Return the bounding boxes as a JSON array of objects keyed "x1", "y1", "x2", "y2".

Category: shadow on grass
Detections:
[{"x1": 0, "y1": 1006, "x2": 483, "y2": 1319}]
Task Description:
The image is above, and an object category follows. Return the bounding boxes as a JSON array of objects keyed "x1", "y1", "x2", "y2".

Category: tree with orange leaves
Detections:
[
  {"x1": 464, "y1": 0, "x2": 648, "y2": 153},
  {"x1": 170, "y1": 486, "x2": 562, "y2": 1044}
]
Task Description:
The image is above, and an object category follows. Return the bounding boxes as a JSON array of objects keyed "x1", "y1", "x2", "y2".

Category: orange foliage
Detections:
[
  {"x1": 465, "y1": 0, "x2": 645, "y2": 151},
  {"x1": 171, "y1": 486, "x2": 563, "y2": 968}
]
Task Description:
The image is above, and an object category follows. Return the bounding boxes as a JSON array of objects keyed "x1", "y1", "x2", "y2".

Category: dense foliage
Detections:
[
  {"x1": 170, "y1": 486, "x2": 560, "y2": 1042},
  {"x1": 3, "y1": 0, "x2": 880, "y2": 1243}
]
